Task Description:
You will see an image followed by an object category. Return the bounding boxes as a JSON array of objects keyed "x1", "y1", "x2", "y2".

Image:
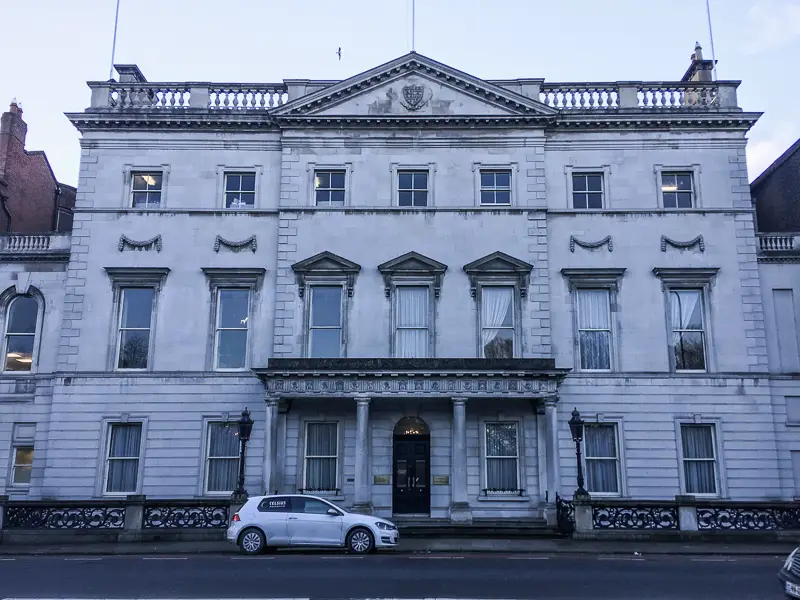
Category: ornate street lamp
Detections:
[
  {"x1": 233, "y1": 408, "x2": 254, "y2": 500},
  {"x1": 568, "y1": 408, "x2": 589, "y2": 499}
]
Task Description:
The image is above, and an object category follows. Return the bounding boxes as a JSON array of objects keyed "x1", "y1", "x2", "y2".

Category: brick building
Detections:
[{"x1": 0, "y1": 101, "x2": 75, "y2": 233}]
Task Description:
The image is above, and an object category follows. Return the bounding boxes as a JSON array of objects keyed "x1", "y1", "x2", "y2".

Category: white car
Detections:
[{"x1": 227, "y1": 494, "x2": 399, "y2": 554}]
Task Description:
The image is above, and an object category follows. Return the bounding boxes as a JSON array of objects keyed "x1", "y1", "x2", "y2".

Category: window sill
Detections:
[{"x1": 477, "y1": 494, "x2": 530, "y2": 503}]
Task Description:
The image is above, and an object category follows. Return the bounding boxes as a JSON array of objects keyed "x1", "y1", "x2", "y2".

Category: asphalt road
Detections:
[{"x1": 0, "y1": 553, "x2": 788, "y2": 599}]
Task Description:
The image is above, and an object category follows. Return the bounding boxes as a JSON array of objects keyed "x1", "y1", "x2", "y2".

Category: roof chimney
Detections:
[
  {"x1": 682, "y1": 42, "x2": 715, "y2": 82},
  {"x1": 1, "y1": 99, "x2": 28, "y2": 147}
]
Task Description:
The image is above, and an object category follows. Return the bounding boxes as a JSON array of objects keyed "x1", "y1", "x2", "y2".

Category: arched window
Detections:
[{"x1": 4, "y1": 295, "x2": 39, "y2": 372}]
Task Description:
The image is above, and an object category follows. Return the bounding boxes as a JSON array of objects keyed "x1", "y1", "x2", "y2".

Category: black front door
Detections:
[{"x1": 392, "y1": 435, "x2": 430, "y2": 515}]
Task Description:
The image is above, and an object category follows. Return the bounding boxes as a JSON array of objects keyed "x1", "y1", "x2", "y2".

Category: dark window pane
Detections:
[
  {"x1": 676, "y1": 174, "x2": 692, "y2": 191},
  {"x1": 413, "y1": 172, "x2": 428, "y2": 189},
  {"x1": 481, "y1": 172, "x2": 494, "y2": 188},
  {"x1": 330, "y1": 190, "x2": 345, "y2": 205},
  {"x1": 481, "y1": 191, "x2": 495, "y2": 205},
  {"x1": 330, "y1": 172, "x2": 346, "y2": 189},
  {"x1": 217, "y1": 330, "x2": 248, "y2": 369},
  {"x1": 239, "y1": 192, "x2": 255, "y2": 207},
  {"x1": 311, "y1": 287, "x2": 342, "y2": 327},
  {"x1": 572, "y1": 174, "x2": 587, "y2": 192},
  {"x1": 315, "y1": 172, "x2": 330, "y2": 189},
  {"x1": 225, "y1": 175, "x2": 240, "y2": 191},
  {"x1": 587, "y1": 193, "x2": 603, "y2": 209},
  {"x1": 132, "y1": 174, "x2": 148, "y2": 191},
  {"x1": 587, "y1": 175, "x2": 603, "y2": 192},
  {"x1": 258, "y1": 497, "x2": 290, "y2": 512},
  {"x1": 662, "y1": 174, "x2": 677, "y2": 191},
  {"x1": 132, "y1": 192, "x2": 149, "y2": 208},
  {"x1": 677, "y1": 192, "x2": 693, "y2": 208},
  {"x1": 675, "y1": 331, "x2": 705, "y2": 370},
  {"x1": 218, "y1": 290, "x2": 249, "y2": 328},
  {"x1": 7, "y1": 296, "x2": 37, "y2": 334},
  {"x1": 483, "y1": 329, "x2": 514, "y2": 359},
  {"x1": 310, "y1": 329, "x2": 341, "y2": 358},
  {"x1": 5, "y1": 335, "x2": 34, "y2": 371},
  {"x1": 495, "y1": 172, "x2": 511, "y2": 188},
  {"x1": 399, "y1": 191, "x2": 413, "y2": 206},
  {"x1": 413, "y1": 191, "x2": 427, "y2": 206},
  {"x1": 315, "y1": 190, "x2": 330, "y2": 205},
  {"x1": 663, "y1": 193, "x2": 677, "y2": 208},
  {"x1": 121, "y1": 289, "x2": 154, "y2": 329},
  {"x1": 495, "y1": 191, "x2": 511, "y2": 205},
  {"x1": 398, "y1": 172, "x2": 413, "y2": 190},
  {"x1": 240, "y1": 174, "x2": 255, "y2": 191},
  {"x1": 118, "y1": 330, "x2": 150, "y2": 369},
  {"x1": 573, "y1": 193, "x2": 587, "y2": 209},
  {"x1": 147, "y1": 192, "x2": 161, "y2": 207}
]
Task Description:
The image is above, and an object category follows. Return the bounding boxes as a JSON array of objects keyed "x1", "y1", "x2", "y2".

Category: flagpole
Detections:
[
  {"x1": 109, "y1": 0, "x2": 121, "y2": 80},
  {"x1": 705, "y1": 0, "x2": 718, "y2": 80},
  {"x1": 411, "y1": 0, "x2": 416, "y2": 51}
]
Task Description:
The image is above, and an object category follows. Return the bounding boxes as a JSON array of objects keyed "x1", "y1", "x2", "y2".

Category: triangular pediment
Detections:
[
  {"x1": 463, "y1": 251, "x2": 533, "y2": 275},
  {"x1": 291, "y1": 251, "x2": 361, "y2": 274},
  {"x1": 274, "y1": 52, "x2": 556, "y2": 120},
  {"x1": 378, "y1": 251, "x2": 448, "y2": 276}
]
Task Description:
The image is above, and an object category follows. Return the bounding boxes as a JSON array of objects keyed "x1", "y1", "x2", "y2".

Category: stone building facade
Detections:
[{"x1": 2, "y1": 49, "x2": 797, "y2": 524}]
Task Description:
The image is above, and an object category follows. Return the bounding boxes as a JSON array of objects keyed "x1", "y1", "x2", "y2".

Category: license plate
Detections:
[{"x1": 786, "y1": 581, "x2": 800, "y2": 597}]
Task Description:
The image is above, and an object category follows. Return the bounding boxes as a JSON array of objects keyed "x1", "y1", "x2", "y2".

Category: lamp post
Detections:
[
  {"x1": 568, "y1": 407, "x2": 589, "y2": 499},
  {"x1": 232, "y1": 408, "x2": 254, "y2": 501}
]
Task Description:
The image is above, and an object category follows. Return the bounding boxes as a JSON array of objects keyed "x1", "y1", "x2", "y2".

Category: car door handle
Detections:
[{"x1": 288, "y1": 517, "x2": 298, "y2": 520}]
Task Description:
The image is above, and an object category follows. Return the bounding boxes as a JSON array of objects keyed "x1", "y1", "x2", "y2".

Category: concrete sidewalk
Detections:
[{"x1": 0, "y1": 537, "x2": 797, "y2": 556}]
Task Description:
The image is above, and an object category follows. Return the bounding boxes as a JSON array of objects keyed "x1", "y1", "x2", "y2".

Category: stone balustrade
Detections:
[
  {"x1": 88, "y1": 80, "x2": 741, "y2": 111},
  {"x1": 758, "y1": 233, "x2": 798, "y2": 253},
  {"x1": 0, "y1": 233, "x2": 71, "y2": 255}
]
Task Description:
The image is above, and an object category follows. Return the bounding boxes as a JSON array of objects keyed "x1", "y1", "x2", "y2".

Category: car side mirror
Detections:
[{"x1": 327, "y1": 508, "x2": 340, "y2": 516}]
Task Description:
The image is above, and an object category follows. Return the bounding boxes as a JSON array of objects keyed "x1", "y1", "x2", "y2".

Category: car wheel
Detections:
[
  {"x1": 239, "y1": 528, "x2": 265, "y2": 555},
  {"x1": 347, "y1": 527, "x2": 374, "y2": 554}
]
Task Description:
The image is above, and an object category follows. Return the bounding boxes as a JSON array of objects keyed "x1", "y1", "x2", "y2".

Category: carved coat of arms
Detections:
[{"x1": 400, "y1": 84, "x2": 429, "y2": 111}]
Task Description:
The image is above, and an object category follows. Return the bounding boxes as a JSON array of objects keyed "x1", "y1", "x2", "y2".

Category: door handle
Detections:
[{"x1": 288, "y1": 517, "x2": 298, "y2": 520}]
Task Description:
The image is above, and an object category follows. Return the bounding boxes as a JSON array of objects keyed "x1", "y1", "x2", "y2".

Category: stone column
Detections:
[
  {"x1": 353, "y1": 395, "x2": 372, "y2": 514},
  {"x1": 544, "y1": 396, "x2": 561, "y2": 526},
  {"x1": 450, "y1": 397, "x2": 472, "y2": 524},
  {"x1": 262, "y1": 396, "x2": 279, "y2": 495}
]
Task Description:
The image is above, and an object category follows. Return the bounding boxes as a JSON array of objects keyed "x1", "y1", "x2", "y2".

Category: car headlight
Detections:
[
  {"x1": 376, "y1": 522, "x2": 396, "y2": 531},
  {"x1": 785, "y1": 549, "x2": 798, "y2": 571}
]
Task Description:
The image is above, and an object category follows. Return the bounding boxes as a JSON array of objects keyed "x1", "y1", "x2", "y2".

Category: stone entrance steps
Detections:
[{"x1": 392, "y1": 517, "x2": 562, "y2": 538}]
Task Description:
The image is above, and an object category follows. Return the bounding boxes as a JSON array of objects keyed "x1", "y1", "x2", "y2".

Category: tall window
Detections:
[
  {"x1": 661, "y1": 172, "x2": 694, "y2": 209},
  {"x1": 485, "y1": 422, "x2": 519, "y2": 492},
  {"x1": 304, "y1": 422, "x2": 338, "y2": 492},
  {"x1": 10, "y1": 423, "x2": 35, "y2": 487},
  {"x1": 314, "y1": 171, "x2": 346, "y2": 206},
  {"x1": 480, "y1": 170, "x2": 511, "y2": 205},
  {"x1": 577, "y1": 289, "x2": 612, "y2": 371},
  {"x1": 224, "y1": 172, "x2": 256, "y2": 209},
  {"x1": 116, "y1": 288, "x2": 154, "y2": 370},
  {"x1": 584, "y1": 424, "x2": 620, "y2": 495},
  {"x1": 4, "y1": 295, "x2": 38, "y2": 372},
  {"x1": 398, "y1": 170, "x2": 428, "y2": 207},
  {"x1": 572, "y1": 173, "x2": 603, "y2": 209},
  {"x1": 105, "y1": 423, "x2": 143, "y2": 494},
  {"x1": 131, "y1": 172, "x2": 162, "y2": 208},
  {"x1": 669, "y1": 289, "x2": 706, "y2": 371},
  {"x1": 214, "y1": 289, "x2": 250, "y2": 369},
  {"x1": 205, "y1": 423, "x2": 239, "y2": 493},
  {"x1": 481, "y1": 286, "x2": 515, "y2": 359},
  {"x1": 680, "y1": 424, "x2": 718, "y2": 495},
  {"x1": 308, "y1": 286, "x2": 342, "y2": 358},
  {"x1": 395, "y1": 286, "x2": 429, "y2": 358}
]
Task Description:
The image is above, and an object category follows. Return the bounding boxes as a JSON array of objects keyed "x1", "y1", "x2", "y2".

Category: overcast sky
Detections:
[{"x1": 1, "y1": 0, "x2": 798, "y2": 186}]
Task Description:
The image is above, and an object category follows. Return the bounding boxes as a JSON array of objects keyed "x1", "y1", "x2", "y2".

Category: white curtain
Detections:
[
  {"x1": 486, "y1": 423, "x2": 518, "y2": 491},
  {"x1": 207, "y1": 424, "x2": 239, "y2": 492},
  {"x1": 396, "y1": 287, "x2": 428, "y2": 358},
  {"x1": 682, "y1": 425, "x2": 716, "y2": 494},
  {"x1": 577, "y1": 290, "x2": 611, "y2": 370},
  {"x1": 481, "y1": 287, "x2": 512, "y2": 357},
  {"x1": 106, "y1": 424, "x2": 142, "y2": 493},
  {"x1": 670, "y1": 290, "x2": 704, "y2": 369},
  {"x1": 585, "y1": 425, "x2": 618, "y2": 494},
  {"x1": 306, "y1": 423, "x2": 337, "y2": 491}
]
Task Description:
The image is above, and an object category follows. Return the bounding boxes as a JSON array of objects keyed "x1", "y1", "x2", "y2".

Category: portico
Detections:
[{"x1": 255, "y1": 358, "x2": 569, "y2": 523}]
